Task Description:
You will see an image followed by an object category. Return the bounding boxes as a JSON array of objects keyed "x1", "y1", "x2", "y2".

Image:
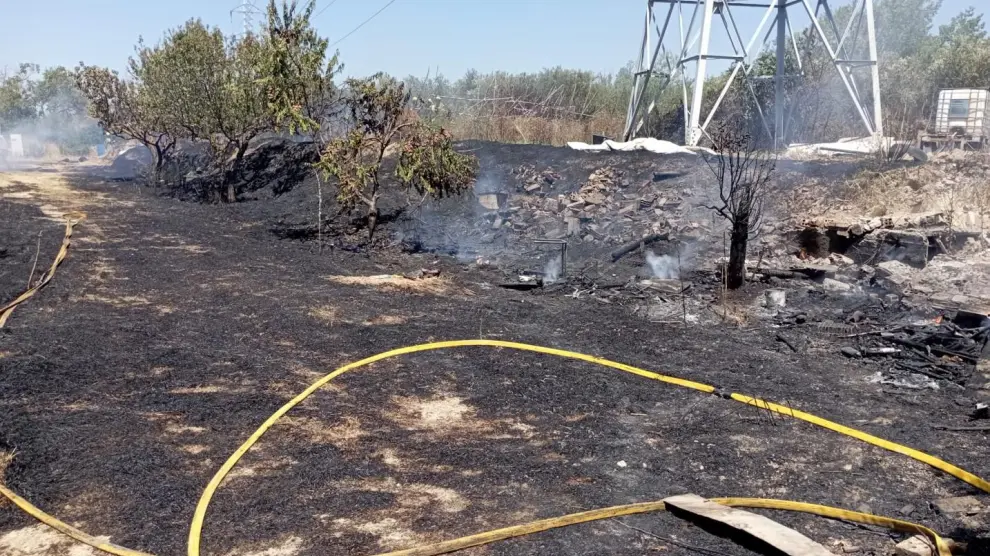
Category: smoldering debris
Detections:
[{"x1": 645, "y1": 251, "x2": 679, "y2": 279}]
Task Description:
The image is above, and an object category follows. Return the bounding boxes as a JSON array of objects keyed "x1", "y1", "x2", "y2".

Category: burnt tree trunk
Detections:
[
  {"x1": 366, "y1": 199, "x2": 380, "y2": 240},
  {"x1": 727, "y1": 218, "x2": 749, "y2": 290},
  {"x1": 225, "y1": 142, "x2": 251, "y2": 203},
  {"x1": 150, "y1": 144, "x2": 165, "y2": 184}
]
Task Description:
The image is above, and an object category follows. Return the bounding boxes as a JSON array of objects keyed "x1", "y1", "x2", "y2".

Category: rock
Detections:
[
  {"x1": 847, "y1": 230, "x2": 929, "y2": 269},
  {"x1": 765, "y1": 289, "x2": 787, "y2": 308},
  {"x1": 899, "y1": 504, "x2": 916, "y2": 516},
  {"x1": 876, "y1": 260, "x2": 914, "y2": 286},
  {"x1": 841, "y1": 347, "x2": 863, "y2": 358},
  {"x1": 894, "y1": 535, "x2": 934, "y2": 556},
  {"x1": 584, "y1": 192, "x2": 606, "y2": 205},
  {"x1": 491, "y1": 217, "x2": 504, "y2": 230},
  {"x1": 565, "y1": 217, "x2": 581, "y2": 237},
  {"x1": 477, "y1": 193, "x2": 501, "y2": 211},
  {"x1": 525, "y1": 182, "x2": 542, "y2": 192},
  {"x1": 822, "y1": 278, "x2": 852, "y2": 292},
  {"x1": 543, "y1": 197, "x2": 560, "y2": 213},
  {"x1": 829, "y1": 253, "x2": 855, "y2": 266},
  {"x1": 855, "y1": 503, "x2": 872, "y2": 515},
  {"x1": 933, "y1": 496, "x2": 985, "y2": 515}
]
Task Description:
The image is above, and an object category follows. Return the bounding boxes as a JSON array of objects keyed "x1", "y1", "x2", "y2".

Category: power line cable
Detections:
[
  {"x1": 329, "y1": 0, "x2": 397, "y2": 47},
  {"x1": 313, "y1": 0, "x2": 339, "y2": 19}
]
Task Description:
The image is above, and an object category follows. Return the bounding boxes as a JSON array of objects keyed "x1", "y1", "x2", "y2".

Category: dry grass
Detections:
[
  {"x1": 823, "y1": 151, "x2": 990, "y2": 234},
  {"x1": 308, "y1": 305, "x2": 340, "y2": 324},
  {"x1": 0, "y1": 450, "x2": 14, "y2": 509},
  {"x1": 362, "y1": 314, "x2": 408, "y2": 326},
  {"x1": 0, "y1": 170, "x2": 122, "y2": 220},
  {"x1": 448, "y1": 114, "x2": 623, "y2": 146},
  {"x1": 326, "y1": 275, "x2": 471, "y2": 296},
  {"x1": 0, "y1": 450, "x2": 13, "y2": 480},
  {"x1": 278, "y1": 416, "x2": 367, "y2": 448}
]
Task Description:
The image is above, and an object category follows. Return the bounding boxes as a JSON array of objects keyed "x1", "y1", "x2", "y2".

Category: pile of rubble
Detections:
[{"x1": 480, "y1": 166, "x2": 698, "y2": 246}]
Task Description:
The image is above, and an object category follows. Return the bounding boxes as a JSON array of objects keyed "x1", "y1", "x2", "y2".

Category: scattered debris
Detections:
[
  {"x1": 610, "y1": 233, "x2": 670, "y2": 262},
  {"x1": 841, "y1": 347, "x2": 863, "y2": 358},
  {"x1": 894, "y1": 535, "x2": 936, "y2": 556},
  {"x1": 973, "y1": 402, "x2": 989, "y2": 420},
  {"x1": 867, "y1": 372, "x2": 940, "y2": 391},
  {"x1": 663, "y1": 494, "x2": 834, "y2": 556}
]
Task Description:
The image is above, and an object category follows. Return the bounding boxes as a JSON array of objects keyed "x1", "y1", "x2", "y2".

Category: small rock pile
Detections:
[{"x1": 485, "y1": 166, "x2": 693, "y2": 245}]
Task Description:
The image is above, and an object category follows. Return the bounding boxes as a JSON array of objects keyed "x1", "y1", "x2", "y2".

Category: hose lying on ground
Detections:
[
  {"x1": 0, "y1": 312, "x2": 983, "y2": 553},
  {"x1": 374, "y1": 498, "x2": 953, "y2": 556},
  {"x1": 187, "y1": 340, "x2": 988, "y2": 556},
  {"x1": 0, "y1": 212, "x2": 86, "y2": 328}
]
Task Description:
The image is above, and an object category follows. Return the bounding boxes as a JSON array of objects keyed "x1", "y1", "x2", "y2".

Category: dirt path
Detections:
[{"x1": 0, "y1": 167, "x2": 987, "y2": 555}]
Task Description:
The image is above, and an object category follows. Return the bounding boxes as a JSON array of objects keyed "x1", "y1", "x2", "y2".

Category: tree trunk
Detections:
[
  {"x1": 151, "y1": 144, "x2": 164, "y2": 184},
  {"x1": 727, "y1": 219, "x2": 749, "y2": 290},
  {"x1": 366, "y1": 198, "x2": 379, "y2": 241},
  {"x1": 225, "y1": 142, "x2": 251, "y2": 203}
]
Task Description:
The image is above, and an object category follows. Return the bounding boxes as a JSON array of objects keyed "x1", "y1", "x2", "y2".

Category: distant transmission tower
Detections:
[
  {"x1": 623, "y1": 0, "x2": 883, "y2": 147},
  {"x1": 232, "y1": 0, "x2": 262, "y2": 34}
]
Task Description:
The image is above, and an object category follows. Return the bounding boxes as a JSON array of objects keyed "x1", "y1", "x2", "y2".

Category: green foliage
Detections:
[
  {"x1": 131, "y1": 18, "x2": 271, "y2": 196},
  {"x1": 77, "y1": 63, "x2": 178, "y2": 170},
  {"x1": 77, "y1": 4, "x2": 338, "y2": 199},
  {"x1": 317, "y1": 75, "x2": 409, "y2": 215},
  {"x1": 255, "y1": 0, "x2": 341, "y2": 134},
  {"x1": 0, "y1": 64, "x2": 101, "y2": 154},
  {"x1": 316, "y1": 74, "x2": 476, "y2": 239},
  {"x1": 403, "y1": 63, "x2": 681, "y2": 142},
  {"x1": 396, "y1": 125, "x2": 476, "y2": 198},
  {"x1": 0, "y1": 64, "x2": 39, "y2": 129}
]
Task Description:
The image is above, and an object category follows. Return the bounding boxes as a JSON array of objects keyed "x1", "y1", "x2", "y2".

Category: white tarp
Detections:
[{"x1": 567, "y1": 137, "x2": 696, "y2": 155}]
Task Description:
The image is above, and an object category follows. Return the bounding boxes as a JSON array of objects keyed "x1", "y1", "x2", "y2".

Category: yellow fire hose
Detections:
[
  {"x1": 0, "y1": 224, "x2": 984, "y2": 556},
  {"x1": 185, "y1": 340, "x2": 988, "y2": 556},
  {"x1": 0, "y1": 212, "x2": 86, "y2": 328}
]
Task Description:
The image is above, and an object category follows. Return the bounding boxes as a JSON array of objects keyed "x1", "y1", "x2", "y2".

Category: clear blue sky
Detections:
[{"x1": 0, "y1": 0, "x2": 985, "y2": 80}]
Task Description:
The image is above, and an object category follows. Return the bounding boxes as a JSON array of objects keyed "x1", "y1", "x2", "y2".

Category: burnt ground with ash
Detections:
[{"x1": 0, "y1": 154, "x2": 988, "y2": 556}]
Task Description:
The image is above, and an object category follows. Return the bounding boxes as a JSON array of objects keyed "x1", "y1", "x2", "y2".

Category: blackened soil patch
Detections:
[{"x1": 0, "y1": 165, "x2": 986, "y2": 555}]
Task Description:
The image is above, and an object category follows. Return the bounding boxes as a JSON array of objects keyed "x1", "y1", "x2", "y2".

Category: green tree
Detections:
[
  {"x1": 76, "y1": 64, "x2": 178, "y2": 171},
  {"x1": 130, "y1": 19, "x2": 272, "y2": 201},
  {"x1": 34, "y1": 66, "x2": 87, "y2": 118},
  {"x1": 317, "y1": 74, "x2": 475, "y2": 239},
  {"x1": 0, "y1": 64, "x2": 38, "y2": 131},
  {"x1": 255, "y1": 0, "x2": 341, "y2": 134}
]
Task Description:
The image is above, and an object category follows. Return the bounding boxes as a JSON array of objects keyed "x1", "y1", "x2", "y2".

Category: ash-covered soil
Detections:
[{"x1": 0, "y1": 148, "x2": 987, "y2": 556}]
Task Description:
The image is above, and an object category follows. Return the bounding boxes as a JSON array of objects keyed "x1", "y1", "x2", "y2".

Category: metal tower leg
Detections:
[
  {"x1": 622, "y1": 0, "x2": 883, "y2": 145},
  {"x1": 774, "y1": 0, "x2": 787, "y2": 147},
  {"x1": 687, "y1": 0, "x2": 715, "y2": 146},
  {"x1": 864, "y1": 0, "x2": 883, "y2": 137}
]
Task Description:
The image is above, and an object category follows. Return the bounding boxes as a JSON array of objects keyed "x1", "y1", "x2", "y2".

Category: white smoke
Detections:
[
  {"x1": 543, "y1": 254, "x2": 562, "y2": 284},
  {"x1": 645, "y1": 250, "x2": 679, "y2": 279}
]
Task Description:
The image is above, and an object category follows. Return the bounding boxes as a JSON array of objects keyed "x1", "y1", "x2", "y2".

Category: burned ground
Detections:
[{"x1": 0, "y1": 149, "x2": 988, "y2": 556}]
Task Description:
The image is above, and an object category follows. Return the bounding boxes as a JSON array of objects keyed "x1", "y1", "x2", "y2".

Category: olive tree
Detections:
[
  {"x1": 130, "y1": 19, "x2": 273, "y2": 201},
  {"x1": 317, "y1": 74, "x2": 476, "y2": 240},
  {"x1": 76, "y1": 65, "x2": 178, "y2": 173}
]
